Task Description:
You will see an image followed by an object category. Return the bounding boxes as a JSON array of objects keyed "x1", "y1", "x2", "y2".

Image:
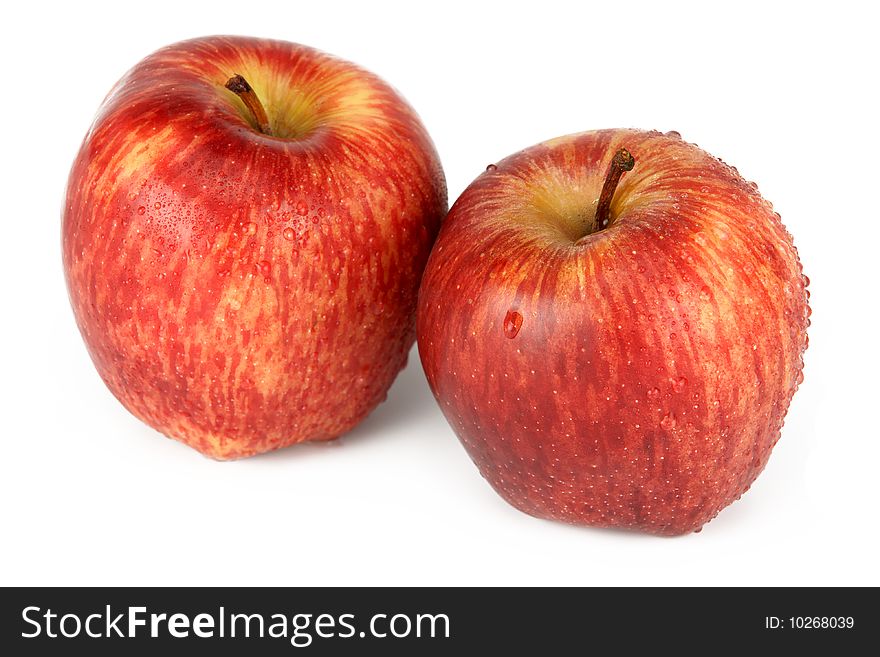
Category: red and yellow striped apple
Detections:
[
  {"x1": 63, "y1": 36, "x2": 446, "y2": 459},
  {"x1": 417, "y1": 129, "x2": 809, "y2": 535}
]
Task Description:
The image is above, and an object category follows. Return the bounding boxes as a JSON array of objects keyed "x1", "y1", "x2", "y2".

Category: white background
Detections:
[{"x1": 2, "y1": 0, "x2": 878, "y2": 586}]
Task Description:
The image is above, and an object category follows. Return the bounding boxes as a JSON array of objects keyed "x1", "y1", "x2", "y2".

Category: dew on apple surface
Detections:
[{"x1": 485, "y1": 164, "x2": 497, "y2": 171}]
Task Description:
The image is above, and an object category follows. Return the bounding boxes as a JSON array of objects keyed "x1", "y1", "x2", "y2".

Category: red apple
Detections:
[
  {"x1": 63, "y1": 36, "x2": 446, "y2": 459},
  {"x1": 417, "y1": 129, "x2": 809, "y2": 535}
]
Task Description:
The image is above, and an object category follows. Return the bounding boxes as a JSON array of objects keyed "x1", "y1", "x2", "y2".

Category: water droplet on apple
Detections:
[
  {"x1": 699, "y1": 285, "x2": 712, "y2": 301},
  {"x1": 665, "y1": 130, "x2": 682, "y2": 139},
  {"x1": 660, "y1": 413, "x2": 676, "y2": 430},
  {"x1": 672, "y1": 376, "x2": 687, "y2": 392},
  {"x1": 485, "y1": 164, "x2": 497, "y2": 171},
  {"x1": 503, "y1": 310, "x2": 523, "y2": 339},
  {"x1": 282, "y1": 227, "x2": 295, "y2": 241},
  {"x1": 256, "y1": 260, "x2": 271, "y2": 277},
  {"x1": 647, "y1": 387, "x2": 660, "y2": 399},
  {"x1": 296, "y1": 200, "x2": 309, "y2": 216},
  {"x1": 244, "y1": 221, "x2": 257, "y2": 235},
  {"x1": 137, "y1": 206, "x2": 146, "y2": 215}
]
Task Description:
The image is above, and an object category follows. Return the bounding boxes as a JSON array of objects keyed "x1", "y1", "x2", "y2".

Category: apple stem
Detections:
[
  {"x1": 594, "y1": 148, "x2": 635, "y2": 230},
  {"x1": 225, "y1": 74, "x2": 272, "y2": 136}
]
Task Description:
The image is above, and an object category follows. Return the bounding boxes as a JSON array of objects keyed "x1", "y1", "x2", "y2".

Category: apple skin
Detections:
[
  {"x1": 417, "y1": 129, "x2": 808, "y2": 535},
  {"x1": 63, "y1": 36, "x2": 446, "y2": 459}
]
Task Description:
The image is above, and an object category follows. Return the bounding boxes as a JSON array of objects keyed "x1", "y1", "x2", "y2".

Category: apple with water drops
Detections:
[
  {"x1": 417, "y1": 128, "x2": 809, "y2": 535},
  {"x1": 63, "y1": 36, "x2": 447, "y2": 458}
]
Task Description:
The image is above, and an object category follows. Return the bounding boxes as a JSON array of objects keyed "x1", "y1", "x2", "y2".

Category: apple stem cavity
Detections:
[
  {"x1": 594, "y1": 148, "x2": 635, "y2": 231},
  {"x1": 225, "y1": 74, "x2": 272, "y2": 136}
]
